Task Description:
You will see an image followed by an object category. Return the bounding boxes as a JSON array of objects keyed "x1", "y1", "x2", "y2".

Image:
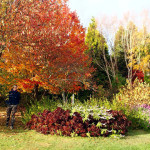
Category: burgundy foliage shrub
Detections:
[{"x1": 26, "y1": 107, "x2": 131, "y2": 137}]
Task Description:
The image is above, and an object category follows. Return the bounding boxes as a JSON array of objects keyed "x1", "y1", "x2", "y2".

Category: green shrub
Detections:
[
  {"x1": 69, "y1": 105, "x2": 113, "y2": 122},
  {"x1": 127, "y1": 107, "x2": 150, "y2": 130},
  {"x1": 82, "y1": 97, "x2": 150, "y2": 130},
  {"x1": 112, "y1": 74, "x2": 126, "y2": 89},
  {"x1": 109, "y1": 79, "x2": 150, "y2": 129},
  {"x1": 145, "y1": 74, "x2": 150, "y2": 84},
  {"x1": 21, "y1": 82, "x2": 150, "y2": 130},
  {"x1": 21, "y1": 96, "x2": 62, "y2": 124}
]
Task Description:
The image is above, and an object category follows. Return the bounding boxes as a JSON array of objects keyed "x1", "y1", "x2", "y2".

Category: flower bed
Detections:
[
  {"x1": 134, "y1": 104, "x2": 150, "y2": 129},
  {"x1": 26, "y1": 107, "x2": 131, "y2": 137}
]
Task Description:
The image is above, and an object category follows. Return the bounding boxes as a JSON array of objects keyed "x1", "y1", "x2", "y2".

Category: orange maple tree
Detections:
[{"x1": 0, "y1": 0, "x2": 94, "y2": 97}]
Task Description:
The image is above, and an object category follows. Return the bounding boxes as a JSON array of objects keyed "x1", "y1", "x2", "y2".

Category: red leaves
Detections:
[
  {"x1": 108, "y1": 110, "x2": 132, "y2": 135},
  {"x1": 1, "y1": 0, "x2": 93, "y2": 94},
  {"x1": 132, "y1": 69, "x2": 144, "y2": 83},
  {"x1": 26, "y1": 107, "x2": 131, "y2": 137},
  {"x1": 21, "y1": 79, "x2": 42, "y2": 92},
  {"x1": 87, "y1": 125, "x2": 101, "y2": 137},
  {"x1": 0, "y1": 41, "x2": 5, "y2": 46}
]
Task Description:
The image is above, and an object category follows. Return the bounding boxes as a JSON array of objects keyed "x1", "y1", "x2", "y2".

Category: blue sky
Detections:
[{"x1": 68, "y1": 0, "x2": 150, "y2": 28}]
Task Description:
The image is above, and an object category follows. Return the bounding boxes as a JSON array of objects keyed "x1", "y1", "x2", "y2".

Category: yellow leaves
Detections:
[
  {"x1": 128, "y1": 60, "x2": 136, "y2": 68},
  {"x1": 0, "y1": 61, "x2": 5, "y2": 68},
  {"x1": 7, "y1": 68, "x2": 12, "y2": 73},
  {"x1": 0, "y1": 76, "x2": 8, "y2": 84},
  {"x1": 19, "y1": 64, "x2": 25, "y2": 69},
  {"x1": 127, "y1": 44, "x2": 150, "y2": 72},
  {"x1": 31, "y1": 74, "x2": 41, "y2": 82},
  {"x1": 84, "y1": 82, "x2": 90, "y2": 89},
  {"x1": 116, "y1": 79, "x2": 150, "y2": 106}
]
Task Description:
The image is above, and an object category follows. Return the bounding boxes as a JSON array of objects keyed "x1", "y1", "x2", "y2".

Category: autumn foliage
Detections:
[
  {"x1": 0, "y1": 0, "x2": 93, "y2": 93},
  {"x1": 26, "y1": 107, "x2": 131, "y2": 137},
  {"x1": 132, "y1": 69, "x2": 144, "y2": 84}
]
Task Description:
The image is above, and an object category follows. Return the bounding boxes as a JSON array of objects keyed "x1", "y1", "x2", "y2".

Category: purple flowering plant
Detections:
[{"x1": 130, "y1": 104, "x2": 150, "y2": 129}]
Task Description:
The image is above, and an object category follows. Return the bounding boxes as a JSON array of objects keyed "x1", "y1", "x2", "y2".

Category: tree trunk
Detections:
[
  {"x1": 34, "y1": 83, "x2": 39, "y2": 101},
  {"x1": 103, "y1": 50, "x2": 112, "y2": 89},
  {"x1": 62, "y1": 91, "x2": 66, "y2": 104},
  {"x1": 71, "y1": 93, "x2": 75, "y2": 105}
]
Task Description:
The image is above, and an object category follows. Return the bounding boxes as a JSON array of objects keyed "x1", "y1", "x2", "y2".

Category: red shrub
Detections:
[
  {"x1": 132, "y1": 69, "x2": 144, "y2": 83},
  {"x1": 26, "y1": 107, "x2": 131, "y2": 137}
]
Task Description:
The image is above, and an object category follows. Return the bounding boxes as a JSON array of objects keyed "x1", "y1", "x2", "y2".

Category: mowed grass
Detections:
[{"x1": 1, "y1": 107, "x2": 150, "y2": 150}]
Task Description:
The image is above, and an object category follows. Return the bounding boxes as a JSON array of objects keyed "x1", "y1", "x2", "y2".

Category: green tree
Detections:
[
  {"x1": 85, "y1": 17, "x2": 111, "y2": 89},
  {"x1": 114, "y1": 26, "x2": 127, "y2": 77}
]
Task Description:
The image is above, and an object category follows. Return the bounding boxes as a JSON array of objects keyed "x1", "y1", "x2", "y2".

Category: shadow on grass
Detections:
[{"x1": 126, "y1": 129, "x2": 150, "y2": 137}]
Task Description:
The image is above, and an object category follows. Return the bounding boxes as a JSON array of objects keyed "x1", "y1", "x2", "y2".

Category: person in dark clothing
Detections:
[{"x1": 5, "y1": 85, "x2": 21, "y2": 129}]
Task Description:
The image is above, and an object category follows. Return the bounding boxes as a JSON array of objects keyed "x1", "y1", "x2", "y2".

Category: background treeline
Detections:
[{"x1": 0, "y1": 0, "x2": 150, "y2": 107}]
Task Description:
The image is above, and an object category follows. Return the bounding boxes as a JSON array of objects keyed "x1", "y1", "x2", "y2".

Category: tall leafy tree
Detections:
[
  {"x1": 114, "y1": 26, "x2": 127, "y2": 77},
  {"x1": 85, "y1": 17, "x2": 111, "y2": 88},
  {"x1": 114, "y1": 21, "x2": 150, "y2": 84},
  {"x1": 118, "y1": 22, "x2": 150, "y2": 82},
  {"x1": 0, "y1": 0, "x2": 15, "y2": 57},
  {"x1": 0, "y1": 0, "x2": 93, "y2": 102}
]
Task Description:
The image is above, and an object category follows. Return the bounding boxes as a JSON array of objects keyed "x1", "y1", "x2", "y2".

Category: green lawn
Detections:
[{"x1": 1, "y1": 107, "x2": 150, "y2": 150}]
